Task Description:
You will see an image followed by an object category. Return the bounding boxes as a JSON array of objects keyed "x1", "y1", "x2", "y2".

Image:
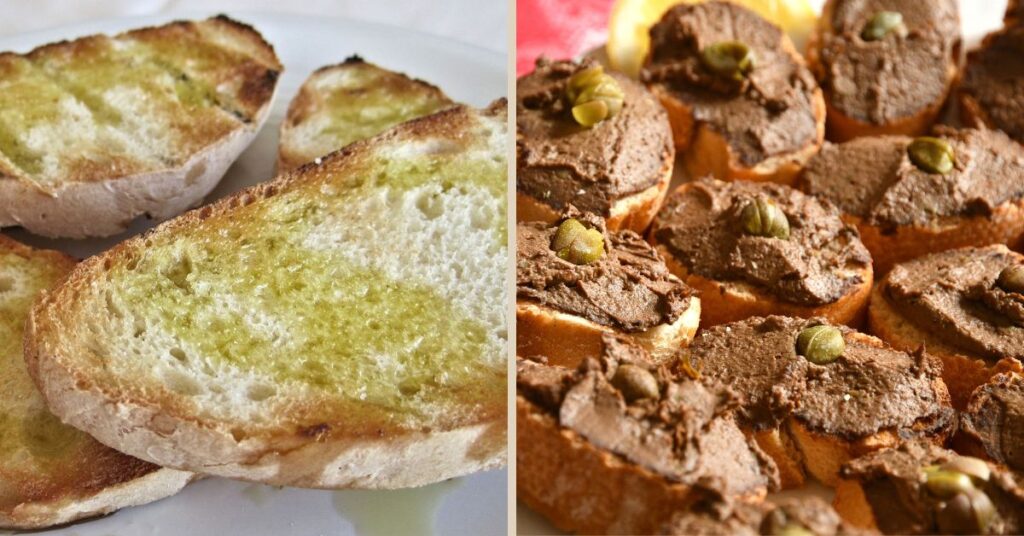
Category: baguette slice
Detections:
[
  {"x1": 26, "y1": 103, "x2": 509, "y2": 488},
  {"x1": 0, "y1": 235, "x2": 191, "y2": 529},
  {"x1": 0, "y1": 15, "x2": 281, "y2": 238},
  {"x1": 278, "y1": 57, "x2": 454, "y2": 172}
]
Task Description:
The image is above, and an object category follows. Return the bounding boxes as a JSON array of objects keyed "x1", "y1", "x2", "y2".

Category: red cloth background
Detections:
[{"x1": 517, "y1": 0, "x2": 616, "y2": 76}]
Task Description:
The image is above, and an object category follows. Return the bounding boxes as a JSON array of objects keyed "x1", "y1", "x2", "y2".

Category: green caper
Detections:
[
  {"x1": 701, "y1": 40, "x2": 755, "y2": 80},
  {"x1": 861, "y1": 11, "x2": 905, "y2": 41},
  {"x1": 552, "y1": 218, "x2": 605, "y2": 265},
  {"x1": 565, "y1": 228, "x2": 604, "y2": 264},
  {"x1": 610, "y1": 364, "x2": 660, "y2": 402},
  {"x1": 578, "y1": 77, "x2": 625, "y2": 116},
  {"x1": 942, "y1": 456, "x2": 992, "y2": 483},
  {"x1": 567, "y1": 65, "x2": 605, "y2": 103},
  {"x1": 997, "y1": 265, "x2": 1024, "y2": 294},
  {"x1": 569, "y1": 71, "x2": 625, "y2": 127},
  {"x1": 796, "y1": 325, "x2": 845, "y2": 365},
  {"x1": 578, "y1": 78, "x2": 625, "y2": 101},
  {"x1": 925, "y1": 469, "x2": 975, "y2": 499},
  {"x1": 572, "y1": 100, "x2": 610, "y2": 128},
  {"x1": 908, "y1": 137, "x2": 955, "y2": 174},
  {"x1": 741, "y1": 198, "x2": 791, "y2": 239},
  {"x1": 552, "y1": 218, "x2": 586, "y2": 252}
]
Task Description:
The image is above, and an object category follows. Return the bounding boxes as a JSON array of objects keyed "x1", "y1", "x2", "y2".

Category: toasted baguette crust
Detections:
[
  {"x1": 748, "y1": 332, "x2": 952, "y2": 489},
  {"x1": 867, "y1": 279, "x2": 1024, "y2": 409},
  {"x1": 0, "y1": 236, "x2": 191, "y2": 529},
  {"x1": 515, "y1": 298, "x2": 701, "y2": 369},
  {"x1": 805, "y1": 1, "x2": 959, "y2": 142},
  {"x1": 846, "y1": 199, "x2": 1024, "y2": 275},
  {"x1": 745, "y1": 332, "x2": 952, "y2": 489},
  {"x1": 1, "y1": 468, "x2": 194, "y2": 530},
  {"x1": 818, "y1": 90, "x2": 951, "y2": 143},
  {"x1": 515, "y1": 148, "x2": 673, "y2": 234},
  {"x1": 25, "y1": 104, "x2": 508, "y2": 488},
  {"x1": 0, "y1": 16, "x2": 281, "y2": 238},
  {"x1": 832, "y1": 478, "x2": 878, "y2": 530},
  {"x1": 647, "y1": 33, "x2": 826, "y2": 186},
  {"x1": 0, "y1": 124, "x2": 265, "y2": 239},
  {"x1": 650, "y1": 243, "x2": 872, "y2": 329},
  {"x1": 516, "y1": 395, "x2": 767, "y2": 534},
  {"x1": 278, "y1": 57, "x2": 454, "y2": 172}
]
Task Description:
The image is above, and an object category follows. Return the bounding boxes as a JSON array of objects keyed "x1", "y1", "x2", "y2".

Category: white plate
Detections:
[
  {"x1": 0, "y1": 11, "x2": 507, "y2": 536},
  {"x1": 516, "y1": 0, "x2": 1008, "y2": 533}
]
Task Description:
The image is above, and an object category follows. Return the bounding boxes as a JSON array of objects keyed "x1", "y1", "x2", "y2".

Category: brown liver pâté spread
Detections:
[
  {"x1": 882, "y1": 245, "x2": 1024, "y2": 362},
  {"x1": 685, "y1": 316, "x2": 954, "y2": 438},
  {"x1": 659, "y1": 497, "x2": 862, "y2": 536},
  {"x1": 841, "y1": 441, "x2": 1024, "y2": 534},
  {"x1": 517, "y1": 335, "x2": 779, "y2": 495},
  {"x1": 641, "y1": 1, "x2": 820, "y2": 167},
  {"x1": 802, "y1": 128, "x2": 1024, "y2": 228},
  {"x1": 651, "y1": 179, "x2": 870, "y2": 306},
  {"x1": 960, "y1": 25, "x2": 1024, "y2": 143},
  {"x1": 814, "y1": 0, "x2": 959, "y2": 124},
  {"x1": 517, "y1": 58, "x2": 673, "y2": 216},
  {"x1": 518, "y1": 209, "x2": 694, "y2": 332},
  {"x1": 961, "y1": 372, "x2": 1024, "y2": 472}
]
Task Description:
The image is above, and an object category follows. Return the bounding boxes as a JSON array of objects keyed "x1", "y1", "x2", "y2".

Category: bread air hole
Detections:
[
  {"x1": 415, "y1": 191, "x2": 444, "y2": 219},
  {"x1": 104, "y1": 291, "x2": 123, "y2": 318},
  {"x1": 133, "y1": 316, "x2": 148, "y2": 338},
  {"x1": 164, "y1": 255, "x2": 194, "y2": 292},
  {"x1": 470, "y1": 206, "x2": 491, "y2": 230},
  {"x1": 0, "y1": 276, "x2": 13, "y2": 293},
  {"x1": 169, "y1": 347, "x2": 188, "y2": 363},
  {"x1": 398, "y1": 378, "x2": 422, "y2": 396},
  {"x1": 246, "y1": 383, "x2": 276, "y2": 401},
  {"x1": 185, "y1": 161, "x2": 207, "y2": 186},
  {"x1": 163, "y1": 369, "x2": 202, "y2": 396}
]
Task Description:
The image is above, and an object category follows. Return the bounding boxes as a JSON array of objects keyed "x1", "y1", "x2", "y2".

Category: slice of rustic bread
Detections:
[
  {"x1": 278, "y1": 56, "x2": 454, "y2": 172},
  {"x1": 0, "y1": 235, "x2": 191, "y2": 529},
  {"x1": 0, "y1": 15, "x2": 282, "y2": 238},
  {"x1": 26, "y1": 102, "x2": 509, "y2": 489}
]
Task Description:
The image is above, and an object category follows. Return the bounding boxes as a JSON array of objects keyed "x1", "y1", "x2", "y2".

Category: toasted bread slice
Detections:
[
  {"x1": 652, "y1": 244, "x2": 873, "y2": 329},
  {"x1": 26, "y1": 103, "x2": 508, "y2": 488},
  {"x1": 867, "y1": 277, "x2": 1024, "y2": 409},
  {"x1": 0, "y1": 15, "x2": 281, "y2": 238},
  {"x1": 278, "y1": 57, "x2": 454, "y2": 172},
  {"x1": 0, "y1": 235, "x2": 191, "y2": 529},
  {"x1": 805, "y1": 0, "x2": 960, "y2": 142},
  {"x1": 514, "y1": 160, "x2": 673, "y2": 234},
  {"x1": 515, "y1": 299, "x2": 701, "y2": 369}
]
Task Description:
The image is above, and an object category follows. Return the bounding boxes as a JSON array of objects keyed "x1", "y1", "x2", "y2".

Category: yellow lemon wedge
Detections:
[{"x1": 607, "y1": 0, "x2": 818, "y2": 78}]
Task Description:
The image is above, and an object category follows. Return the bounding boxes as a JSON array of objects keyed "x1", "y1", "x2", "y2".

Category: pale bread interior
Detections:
[
  {"x1": 279, "y1": 60, "x2": 454, "y2": 171},
  {"x1": 0, "y1": 238, "x2": 190, "y2": 529},
  {"x1": 52, "y1": 127, "x2": 506, "y2": 428},
  {"x1": 28, "y1": 106, "x2": 508, "y2": 487}
]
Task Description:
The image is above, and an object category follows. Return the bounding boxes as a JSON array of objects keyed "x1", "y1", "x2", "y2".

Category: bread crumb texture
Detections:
[
  {"x1": 0, "y1": 16, "x2": 280, "y2": 192},
  {"x1": 282, "y1": 60, "x2": 454, "y2": 169},
  {"x1": 0, "y1": 246, "x2": 86, "y2": 503},
  {"x1": 57, "y1": 112, "x2": 507, "y2": 433}
]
